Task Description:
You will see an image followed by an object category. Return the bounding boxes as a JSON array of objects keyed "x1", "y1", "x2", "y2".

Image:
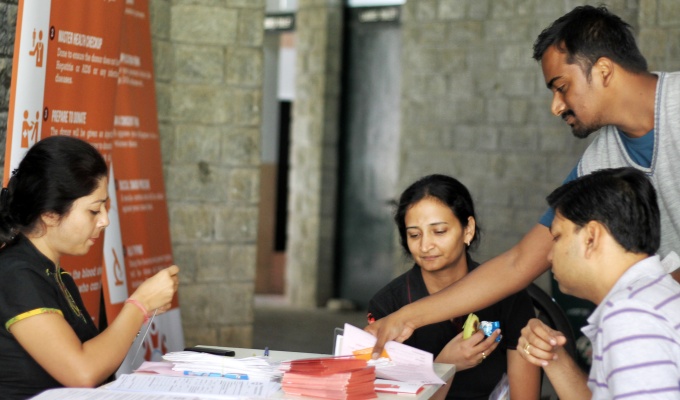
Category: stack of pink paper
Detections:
[{"x1": 279, "y1": 356, "x2": 377, "y2": 400}]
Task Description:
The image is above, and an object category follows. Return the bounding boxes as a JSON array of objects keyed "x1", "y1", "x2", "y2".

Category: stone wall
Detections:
[{"x1": 151, "y1": 0, "x2": 265, "y2": 347}]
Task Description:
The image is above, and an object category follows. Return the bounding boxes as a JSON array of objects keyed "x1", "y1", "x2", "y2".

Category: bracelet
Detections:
[{"x1": 125, "y1": 298, "x2": 150, "y2": 324}]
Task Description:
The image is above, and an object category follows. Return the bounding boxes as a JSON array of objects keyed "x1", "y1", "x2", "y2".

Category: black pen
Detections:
[{"x1": 184, "y1": 347, "x2": 235, "y2": 357}]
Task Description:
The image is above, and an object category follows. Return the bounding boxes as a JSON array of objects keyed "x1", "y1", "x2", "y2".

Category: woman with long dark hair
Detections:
[{"x1": 0, "y1": 136, "x2": 179, "y2": 399}]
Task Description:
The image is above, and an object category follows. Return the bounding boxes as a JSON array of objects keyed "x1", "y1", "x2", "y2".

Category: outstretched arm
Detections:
[{"x1": 365, "y1": 224, "x2": 553, "y2": 358}]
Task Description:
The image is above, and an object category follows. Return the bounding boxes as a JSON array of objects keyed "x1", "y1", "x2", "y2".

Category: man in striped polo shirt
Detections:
[{"x1": 518, "y1": 167, "x2": 680, "y2": 399}]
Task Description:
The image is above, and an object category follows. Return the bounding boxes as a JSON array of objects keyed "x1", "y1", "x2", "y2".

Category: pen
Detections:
[{"x1": 183, "y1": 371, "x2": 249, "y2": 380}]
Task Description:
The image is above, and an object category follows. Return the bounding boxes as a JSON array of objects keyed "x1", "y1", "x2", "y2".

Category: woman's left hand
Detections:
[
  {"x1": 435, "y1": 329, "x2": 501, "y2": 371},
  {"x1": 128, "y1": 265, "x2": 180, "y2": 314}
]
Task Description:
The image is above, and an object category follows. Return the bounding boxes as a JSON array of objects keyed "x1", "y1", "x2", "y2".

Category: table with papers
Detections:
[
  {"x1": 31, "y1": 346, "x2": 455, "y2": 400},
  {"x1": 172, "y1": 346, "x2": 455, "y2": 399}
]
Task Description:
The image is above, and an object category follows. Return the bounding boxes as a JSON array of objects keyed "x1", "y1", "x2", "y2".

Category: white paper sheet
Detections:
[
  {"x1": 339, "y1": 323, "x2": 445, "y2": 385},
  {"x1": 105, "y1": 374, "x2": 280, "y2": 398}
]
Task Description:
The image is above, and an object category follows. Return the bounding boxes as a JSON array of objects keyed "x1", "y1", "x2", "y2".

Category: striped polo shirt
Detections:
[{"x1": 583, "y1": 254, "x2": 680, "y2": 399}]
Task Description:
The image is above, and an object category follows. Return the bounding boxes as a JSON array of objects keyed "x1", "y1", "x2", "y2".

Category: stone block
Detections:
[
  {"x1": 484, "y1": 18, "x2": 533, "y2": 42},
  {"x1": 171, "y1": 5, "x2": 238, "y2": 45},
  {"x1": 497, "y1": 154, "x2": 547, "y2": 182},
  {"x1": 468, "y1": 54, "x2": 498, "y2": 79},
  {"x1": 218, "y1": 325, "x2": 253, "y2": 348},
  {"x1": 172, "y1": 124, "x2": 222, "y2": 163},
  {"x1": 158, "y1": 122, "x2": 174, "y2": 164},
  {"x1": 415, "y1": 0, "x2": 437, "y2": 21},
  {"x1": 226, "y1": 0, "x2": 264, "y2": 8},
  {"x1": 486, "y1": 98, "x2": 510, "y2": 123},
  {"x1": 226, "y1": 46, "x2": 263, "y2": 86},
  {"x1": 168, "y1": 203, "x2": 215, "y2": 241},
  {"x1": 171, "y1": 85, "x2": 230, "y2": 124},
  {"x1": 406, "y1": 74, "x2": 446, "y2": 102},
  {"x1": 222, "y1": 127, "x2": 260, "y2": 166},
  {"x1": 227, "y1": 168, "x2": 260, "y2": 204},
  {"x1": 498, "y1": 44, "x2": 534, "y2": 69},
  {"x1": 447, "y1": 72, "x2": 474, "y2": 100},
  {"x1": 0, "y1": 4, "x2": 17, "y2": 57},
  {"x1": 489, "y1": 0, "x2": 515, "y2": 19},
  {"x1": 175, "y1": 44, "x2": 224, "y2": 83},
  {"x1": 179, "y1": 282, "x2": 253, "y2": 325},
  {"x1": 499, "y1": 126, "x2": 538, "y2": 151},
  {"x1": 151, "y1": 39, "x2": 173, "y2": 82},
  {"x1": 508, "y1": 99, "x2": 529, "y2": 125},
  {"x1": 196, "y1": 243, "x2": 257, "y2": 282},
  {"x1": 515, "y1": 0, "x2": 536, "y2": 16},
  {"x1": 638, "y1": 29, "x2": 667, "y2": 61},
  {"x1": 154, "y1": 82, "x2": 172, "y2": 122},
  {"x1": 546, "y1": 153, "x2": 583, "y2": 183},
  {"x1": 639, "y1": 0, "x2": 658, "y2": 26},
  {"x1": 229, "y1": 87, "x2": 262, "y2": 126},
  {"x1": 164, "y1": 164, "x2": 229, "y2": 202},
  {"x1": 667, "y1": 29, "x2": 680, "y2": 66},
  {"x1": 181, "y1": 324, "x2": 218, "y2": 348},
  {"x1": 214, "y1": 206, "x2": 259, "y2": 242},
  {"x1": 468, "y1": 0, "x2": 489, "y2": 20},
  {"x1": 172, "y1": 243, "x2": 199, "y2": 282},
  {"x1": 438, "y1": 0, "x2": 467, "y2": 20},
  {"x1": 237, "y1": 8, "x2": 265, "y2": 47},
  {"x1": 149, "y1": 0, "x2": 170, "y2": 40},
  {"x1": 445, "y1": 125, "x2": 477, "y2": 150},
  {"x1": 452, "y1": 98, "x2": 485, "y2": 124},
  {"x1": 538, "y1": 126, "x2": 577, "y2": 153},
  {"x1": 500, "y1": 70, "x2": 536, "y2": 96},
  {"x1": 513, "y1": 208, "x2": 544, "y2": 232},
  {"x1": 0, "y1": 57, "x2": 11, "y2": 109},
  {"x1": 446, "y1": 20, "x2": 484, "y2": 44},
  {"x1": 406, "y1": 23, "x2": 448, "y2": 45}
]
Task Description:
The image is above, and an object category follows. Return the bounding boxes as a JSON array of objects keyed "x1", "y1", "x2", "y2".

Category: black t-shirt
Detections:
[
  {"x1": 0, "y1": 235, "x2": 99, "y2": 400},
  {"x1": 367, "y1": 259, "x2": 535, "y2": 400}
]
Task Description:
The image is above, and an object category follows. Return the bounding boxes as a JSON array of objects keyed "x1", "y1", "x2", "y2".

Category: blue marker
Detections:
[{"x1": 264, "y1": 346, "x2": 269, "y2": 357}]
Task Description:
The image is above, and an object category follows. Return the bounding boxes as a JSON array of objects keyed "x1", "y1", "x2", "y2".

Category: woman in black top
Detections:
[
  {"x1": 367, "y1": 174, "x2": 540, "y2": 400},
  {"x1": 0, "y1": 136, "x2": 179, "y2": 399}
]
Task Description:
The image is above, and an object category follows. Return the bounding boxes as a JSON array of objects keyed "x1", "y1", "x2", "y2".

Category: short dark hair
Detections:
[
  {"x1": 0, "y1": 136, "x2": 108, "y2": 246},
  {"x1": 394, "y1": 174, "x2": 480, "y2": 256},
  {"x1": 533, "y1": 5, "x2": 648, "y2": 75},
  {"x1": 547, "y1": 167, "x2": 659, "y2": 255}
]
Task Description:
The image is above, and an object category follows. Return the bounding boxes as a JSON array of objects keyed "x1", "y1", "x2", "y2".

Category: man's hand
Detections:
[
  {"x1": 364, "y1": 311, "x2": 415, "y2": 359},
  {"x1": 518, "y1": 318, "x2": 567, "y2": 367},
  {"x1": 436, "y1": 329, "x2": 501, "y2": 371}
]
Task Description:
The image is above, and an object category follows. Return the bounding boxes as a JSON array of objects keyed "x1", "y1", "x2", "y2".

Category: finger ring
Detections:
[
  {"x1": 481, "y1": 352, "x2": 486, "y2": 360},
  {"x1": 524, "y1": 343, "x2": 531, "y2": 355}
]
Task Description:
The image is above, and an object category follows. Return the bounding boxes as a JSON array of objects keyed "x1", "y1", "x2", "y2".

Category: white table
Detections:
[{"x1": 195, "y1": 346, "x2": 456, "y2": 399}]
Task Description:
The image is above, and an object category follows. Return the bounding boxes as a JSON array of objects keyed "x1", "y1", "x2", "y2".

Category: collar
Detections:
[{"x1": 585, "y1": 255, "x2": 664, "y2": 330}]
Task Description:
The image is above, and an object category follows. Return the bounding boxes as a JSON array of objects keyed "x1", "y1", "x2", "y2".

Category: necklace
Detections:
[{"x1": 50, "y1": 264, "x2": 87, "y2": 324}]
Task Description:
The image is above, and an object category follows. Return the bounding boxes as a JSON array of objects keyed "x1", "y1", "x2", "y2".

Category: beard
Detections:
[{"x1": 562, "y1": 110, "x2": 600, "y2": 139}]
